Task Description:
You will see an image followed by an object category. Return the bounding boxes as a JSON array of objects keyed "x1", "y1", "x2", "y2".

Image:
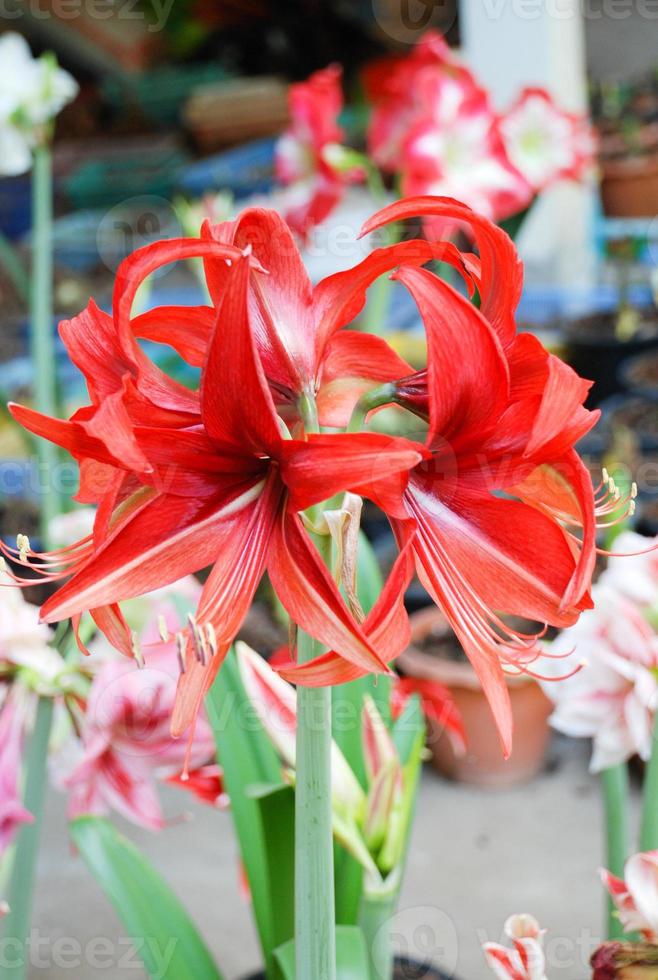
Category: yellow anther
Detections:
[
  {"x1": 176, "y1": 633, "x2": 187, "y2": 673},
  {"x1": 205, "y1": 623, "x2": 217, "y2": 656},
  {"x1": 132, "y1": 631, "x2": 144, "y2": 668},
  {"x1": 632, "y1": 482, "x2": 638, "y2": 499},
  {"x1": 629, "y1": 499, "x2": 637, "y2": 516},
  {"x1": 157, "y1": 615, "x2": 169, "y2": 643},
  {"x1": 602, "y1": 467, "x2": 609, "y2": 483},
  {"x1": 16, "y1": 533, "x2": 30, "y2": 561}
]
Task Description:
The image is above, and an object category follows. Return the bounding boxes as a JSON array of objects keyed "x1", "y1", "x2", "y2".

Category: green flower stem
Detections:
[
  {"x1": 30, "y1": 143, "x2": 59, "y2": 542},
  {"x1": 3, "y1": 697, "x2": 54, "y2": 979},
  {"x1": 296, "y1": 387, "x2": 336, "y2": 978},
  {"x1": 295, "y1": 533, "x2": 336, "y2": 980},
  {"x1": 641, "y1": 713, "x2": 658, "y2": 852},
  {"x1": 359, "y1": 879, "x2": 398, "y2": 980},
  {"x1": 347, "y1": 384, "x2": 396, "y2": 434},
  {"x1": 601, "y1": 763, "x2": 629, "y2": 940}
]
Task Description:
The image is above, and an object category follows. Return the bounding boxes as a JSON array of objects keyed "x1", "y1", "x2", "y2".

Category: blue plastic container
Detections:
[
  {"x1": 0, "y1": 175, "x2": 31, "y2": 240},
  {"x1": 178, "y1": 138, "x2": 276, "y2": 200}
]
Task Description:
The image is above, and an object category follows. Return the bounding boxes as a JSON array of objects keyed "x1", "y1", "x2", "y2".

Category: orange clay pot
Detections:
[
  {"x1": 600, "y1": 152, "x2": 658, "y2": 218},
  {"x1": 400, "y1": 607, "x2": 552, "y2": 789}
]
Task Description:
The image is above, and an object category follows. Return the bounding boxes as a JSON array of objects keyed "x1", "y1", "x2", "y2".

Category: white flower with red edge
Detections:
[
  {"x1": 275, "y1": 64, "x2": 360, "y2": 238},
  {"x1": 602, "y1": 851, "x2": 658, "y2": 942},
  {"x1": 499, "y1": 87, "x2": 595, "y2": 193},
  {"x1": 483, "y1": 914, "x2": 548, "y2": 980},
  {"x1": 401, "y1": 71, "x2": 532, "y2": 223}
]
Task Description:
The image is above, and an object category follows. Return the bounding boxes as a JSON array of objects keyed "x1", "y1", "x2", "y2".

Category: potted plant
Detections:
[{"x1": 400, "y1": 607, "x2": 552, "y2": 788}]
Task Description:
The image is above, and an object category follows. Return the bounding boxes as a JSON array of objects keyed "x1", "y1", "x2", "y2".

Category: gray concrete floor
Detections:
[{"x1": 28, "y1": 735, "x2": 630, "y2": 979}]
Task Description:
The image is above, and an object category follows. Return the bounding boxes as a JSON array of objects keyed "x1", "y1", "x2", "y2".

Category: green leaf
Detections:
[
  {"x1": 272, "y1": 925, "x2": 370, "y2": 980},
  {"x1": 207, "y1": 649, "x2": 293, "y2": 977},
  {"x1": 380, "y1": 696, "x2": 426, "y2": 874},
  {"x1": 70, "y1": 816, "x2": 222, "y2": 980},
  {"x1": 333, "y1": 533, "x2": 391, "y2": 924},
  {"x1": 247, "y1": 783, "x2": 296, "y2": 964},
  {"x1": 333, "y1": 534, "x2": 391, "y2": 789}
]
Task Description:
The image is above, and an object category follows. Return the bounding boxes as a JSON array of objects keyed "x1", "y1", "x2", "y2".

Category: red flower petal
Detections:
[
  {"x1": 201, "y1": 254, "x2": 281, "y2": 455},
  {"x1": 280, "y1": 432, "x2": 422, "y2": 512},
  {"x1": 268, "y1": 510, "x2": 391, "y2": 677}
]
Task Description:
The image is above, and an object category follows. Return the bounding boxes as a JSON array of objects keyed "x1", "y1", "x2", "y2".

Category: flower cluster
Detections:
[
  {"x1": 54, "y1": 576, "x2": 224, "y2": 829},
  {"x1": 541, "y1": 530, "x2": 658, "y2": 772},
  {"x1": 368, "y1": 32, "x2": 594, "y2": 223},
  {"x1": 3, "y1": 195, "x2": 611, "y2": 755},
  {"x1": 0, "y1": 33, "x2": 77, "y2": 176}
]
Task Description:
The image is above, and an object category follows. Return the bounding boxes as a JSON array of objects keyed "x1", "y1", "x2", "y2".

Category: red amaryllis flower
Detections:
[
  {"x1": 278, "y1": 197, "x2": 621, "y2": 756},
  {"x1": 200, "y1": 206, "x2": 416, "y2": 429},
  {"x1": 5, "y1": 235, "x2": 423, "y2": 738}
]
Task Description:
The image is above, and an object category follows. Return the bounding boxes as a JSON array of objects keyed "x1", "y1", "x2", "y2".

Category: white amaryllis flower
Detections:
[
  {"x1": 604, "y1": 530, "x2": 658, "y2": 608},
  {"x1": 541, "y1": 579, "x2": 658, "y2": 772},
  {"x1": 0, "y1": 33, "x2": 77, "y2": 176}
]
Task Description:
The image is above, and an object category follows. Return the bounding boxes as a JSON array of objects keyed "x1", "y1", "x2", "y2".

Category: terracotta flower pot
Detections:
[
  {"x1": 401, "y1": 607, "x2": 552, "y2": 789},
  {"x1": 600, "y1": 152, "x2": 658, "y2": 218}
]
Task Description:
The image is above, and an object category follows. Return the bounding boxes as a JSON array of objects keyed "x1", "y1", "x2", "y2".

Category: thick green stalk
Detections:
[
  {"x1": 30, "y1": 144, "x2": 59, "y2": 541},
  {"x1": 641, "y1": 713, "x2": 658, "y2": 852},
  {"x1": 359, "y1": 880, "x2": 398, "y2": 980},
  {"x1": 601, "y1": 763, "x2": 629, "y2": 940},
  {"x1": 295, "y1": 545, "x2": 336, "y2": 980},
  {"x1": 3, "y1": 697, "x2": 54, "y2": 979}
]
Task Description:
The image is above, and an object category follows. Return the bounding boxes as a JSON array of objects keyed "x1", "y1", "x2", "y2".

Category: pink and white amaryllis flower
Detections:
[
  {"x1": 62, "y1": 636, "x2": 217, "y2": 830},
  {"x1": 602, "y1": 851, "x2": 658, "y2": 941},
  {"x1": 367, "y1": 30, "x2": 474, "y2": 172},
  {"x1": 541, "y1": 581, "x2": 658, "y2": 772},
  {"x1": 483, "y1": 914, "x2": 548, "y2": 980},
  {"x1": 401, "y1": 72, "x2": 532, "y2": 224},
  {"x1": 0, "y1": 690, "x2": 34, "y2": 854},
  {"x1": 604, "y1": 531, "x2": 658, "y2": 609},
  {"x1": 275, "y1": 65, "x2": 359, "y2": 238},
  {"x1": 499, "y1": 88, "x2": 595, "y2": 193}
]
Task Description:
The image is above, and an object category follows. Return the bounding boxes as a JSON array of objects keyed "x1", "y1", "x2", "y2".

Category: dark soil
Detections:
[
  {"x1": 236, "y1": 600, "x2": 287, "y2": 657},
  {"x1": 609, "y1": 397, "x2": 658, "y2": 438},
  {"x1": 243, "y1": 960, "x2": 449, "y2": 979},
  {"x1": 565, "y1": 309, "x2": 658, "y2": 344},
  {"x1": 414, "y1": 615, "x2": 552, "y2": 665},
  {"x1": 625, "y1": 351, "x2": 658, "y2": 389},
  {"x1": 415, "y1": 620, "x2": 467, "y2": 664}
]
